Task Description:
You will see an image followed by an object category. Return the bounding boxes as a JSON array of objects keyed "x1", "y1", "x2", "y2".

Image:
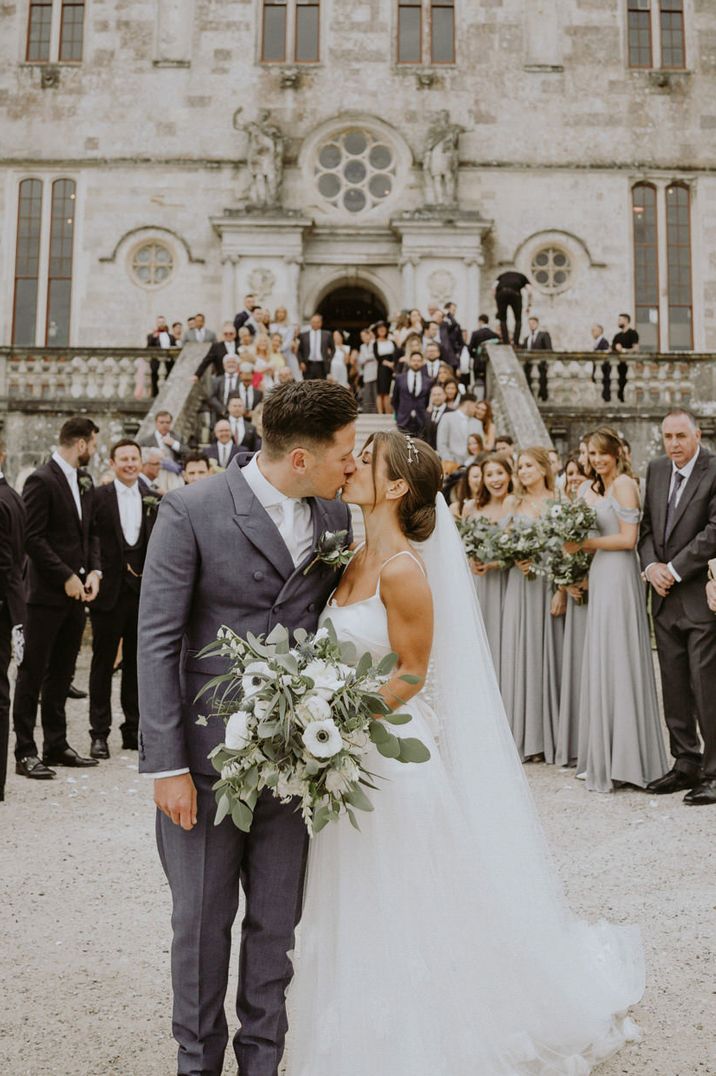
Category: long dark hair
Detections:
[
  {"x1": 588, "y1": 426, "x2": 633, "y2": 496},
  {"x1": 476, "y1": 453, "x2": 514, "y2": 509}
]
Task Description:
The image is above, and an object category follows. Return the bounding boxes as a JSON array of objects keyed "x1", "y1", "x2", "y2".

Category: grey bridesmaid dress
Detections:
[
  {"x1": 472, "y1": 513, "x2": 511, "y2": 679},
  {"x1": 555, "y1": 597, "x2": 588, "y2": 767},
  {"x1": 576, "y1": 494, "x2": 668, "y2": 792},
  {"x1": 500, "y1": 515, "x2": 564, "y2": 763}
]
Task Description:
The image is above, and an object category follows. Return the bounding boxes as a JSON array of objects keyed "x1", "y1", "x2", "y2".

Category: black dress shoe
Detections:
[
  {"x1": 43, "y1": 746, "x2": 99, "y2": 768},
  {"x1": 16, "y1": 755, "x2": 56, "y2": 779},
  {"x1": 683, "y1": 779, "x2": 716, "y2": 806},
  {"x1": 68, "y1": 683, "x2": 88, "y2": 700},
  {"x1": 90, "y1": 737, "x2": 110, "y2": 760},
  {"x1": 646, "y1": 768, "x2": 700, "y2": 795}
]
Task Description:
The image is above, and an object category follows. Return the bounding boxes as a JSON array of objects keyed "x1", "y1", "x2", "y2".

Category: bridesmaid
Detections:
[
  {"x1": 464, "y1": 454, "x2": 518, "y2": 678},
  {"x1": 566, "y1": 427, "x2": 668, "y2": 792},
  {"x1": 449, "y1": 459, "x2": 484, "y2": 520},
  {"x1": 500, "y1": 447, "x2": 565, "y2": 764},
  {"x1": 555, "y1": 454, "x2": 591, "y2": 767}
]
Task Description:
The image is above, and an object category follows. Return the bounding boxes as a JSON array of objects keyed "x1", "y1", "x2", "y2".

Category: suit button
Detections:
[
  {"x1": 253, "y1": 571, "x2": 264, "y2": 582},
  {"x1": 273, "y1": 605, "x2": 281, "y2": 614},
  {"x1": 307, "y1": 602, "x2": 316, "y2": 612}
]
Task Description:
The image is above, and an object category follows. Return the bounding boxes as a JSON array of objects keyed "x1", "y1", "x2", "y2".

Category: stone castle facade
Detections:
[{"x1": 1, "y1": 0, "x2": 715, "y2": 351}]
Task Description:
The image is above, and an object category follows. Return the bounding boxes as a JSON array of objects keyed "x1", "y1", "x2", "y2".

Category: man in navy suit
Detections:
[
  {"x1": 205, "y1": 419, "x2": 243, "y2": 469},
  {"x1": 392, "y1": 351, "x2": 433, "y2": 437}
]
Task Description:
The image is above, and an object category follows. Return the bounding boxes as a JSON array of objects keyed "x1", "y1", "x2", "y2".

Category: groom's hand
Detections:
[{"x1": 155, "y1": 774, "x2": 198, "y2": 830}]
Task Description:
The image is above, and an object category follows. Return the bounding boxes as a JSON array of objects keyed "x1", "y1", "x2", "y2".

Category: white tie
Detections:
[{"x1": 277, "y1": 499, "x2": 296, "y2": 563}]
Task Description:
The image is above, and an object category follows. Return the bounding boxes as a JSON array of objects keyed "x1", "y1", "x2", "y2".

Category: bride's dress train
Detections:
[{"x1": 287, "y1": 500, "x2": 644, "y2": 1075}]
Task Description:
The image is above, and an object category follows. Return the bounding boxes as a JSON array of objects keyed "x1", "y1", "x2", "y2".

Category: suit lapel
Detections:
[
  {"x1": 106, "y1": 484, "x2": 125, "y2": 549},
  {"x1": 49, "y1": 459, "x2": 83, "y2": 536},
  {"x1": 650, "y1": 458, "x2": 671, "y2": 548},
  {"x1": 225, "y1": 462, "x2": 295, "y2": 579},
  {"x1": 666, "y1": 450, "x2": 709, "y2": 542}
]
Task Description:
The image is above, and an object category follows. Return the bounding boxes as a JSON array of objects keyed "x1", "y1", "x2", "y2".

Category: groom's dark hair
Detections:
[{"x1": 262, "y1": 381, "x2": 358, "y2": 459}]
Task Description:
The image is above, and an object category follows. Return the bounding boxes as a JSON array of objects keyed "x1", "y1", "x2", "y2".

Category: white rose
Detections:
[
  {"x1": 297, "y1": 693, "x2": 333, "y2": 725},
  {"x1": 303, "y1": 659, "x2": 346, "y2": 696},
  {"x1": 302, "y1": 719, "x2": 344, "y2": 759},
  {"x1": 224, "y1": 710, "x2": 252, "y2": 750},
  {"x1": 325, "y1": 769, "x2": 353, "y2": 796}
]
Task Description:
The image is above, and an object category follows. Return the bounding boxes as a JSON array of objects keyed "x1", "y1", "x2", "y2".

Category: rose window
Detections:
[
  {"x1": 530, "y1": 246, "x2": 571, "y2": 292},
  {"x1": 131, "y1": 241, "x2": 174, "y2": 287},
  {"x1": 314, "y1": 130, "x2": 396, "y2": 214}
]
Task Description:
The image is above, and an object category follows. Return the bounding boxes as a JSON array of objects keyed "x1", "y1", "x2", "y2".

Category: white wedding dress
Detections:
[{"x1": 286, "y1": 497, "x2": 644, "y2": 1075}]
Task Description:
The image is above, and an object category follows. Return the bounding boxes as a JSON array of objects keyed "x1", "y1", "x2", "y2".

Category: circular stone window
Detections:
[
  {"x1": 530, "y1": 246, "x2": 572, "y2": 292},
  {"x1": 130, "y1": 241, "x2": 174, "y2": 287},
  {"x1": 314, "y1": 129, "x2": 396, "y2": 214}
]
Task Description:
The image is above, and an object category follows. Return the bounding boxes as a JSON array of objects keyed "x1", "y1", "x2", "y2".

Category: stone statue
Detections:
[
  {"x1": 422, "y1": 111, "x2": 463, "y2": 207},
  {"x1": 244, "y1": 110, "x2": 283, "y2": 207}
]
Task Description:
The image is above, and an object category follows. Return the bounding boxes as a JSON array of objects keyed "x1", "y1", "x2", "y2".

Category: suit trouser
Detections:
[
  {"x1": 496, "y1": 288, "x2": 522, "y2": 345},
  {"x1": 150, "y1": 357, "x2": 175, "y2": 396},
  {"x1": 0, "y1": 608, "x2": 11, "y2": 798},
  {"x1": 653, "y1": 596, "x2": 716, "y2": 779},
  {"x1": 12, "y1": 601, "x2": 86, "y2": 759},
  {"x1": 157, "y1": 776, "x2": 309, "y2": 1076},
  {"x1": 89, "y1": 589, "x2": 139, "y2": 739},
  {"x1": 303, "y1": 361, "x2": 326, "y2": 380}
]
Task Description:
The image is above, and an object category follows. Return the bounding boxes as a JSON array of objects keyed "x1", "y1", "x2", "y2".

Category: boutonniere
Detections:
[
  {"x1": 78, "y1": 473, "x2": 93, "y2": 495},
  {"x1": 142, "y1": 494, "x2": 160, "y2": 515},
  {"x1": 303, "y1": 530, "x2": 353, "y2": 576}
]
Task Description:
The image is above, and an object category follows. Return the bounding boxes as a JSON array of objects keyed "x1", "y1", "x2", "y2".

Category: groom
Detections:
[{"x1": 137, "y1": 381, "x2": 358, "y2": 1075}]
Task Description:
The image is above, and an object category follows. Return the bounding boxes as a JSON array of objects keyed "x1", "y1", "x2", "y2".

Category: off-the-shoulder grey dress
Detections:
[
  {"x1": 500, "y1": 515, "x2": 564, "y2": 763},
  {"x1": 555, "y1": 596, "x2": 588, "y2": 767},
  {"x1": 576, "y1": 494, "x2": 668, "y2": 792}
]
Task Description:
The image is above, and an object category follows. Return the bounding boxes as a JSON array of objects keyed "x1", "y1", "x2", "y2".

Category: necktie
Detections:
[
  {"x1": 232, "y1": 420, "x2": 239, "y2": 446},
  {"x1": 277, "y1": 500, "x2": 296, "y2": 564},
  {"x1": 664, "y1": 471, "x2": 685, "y2": 540}
]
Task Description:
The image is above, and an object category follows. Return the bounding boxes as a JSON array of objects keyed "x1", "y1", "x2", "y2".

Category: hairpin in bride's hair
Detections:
[{"x1": 405, "y1": 435, "x2": 419, "y2": 465}]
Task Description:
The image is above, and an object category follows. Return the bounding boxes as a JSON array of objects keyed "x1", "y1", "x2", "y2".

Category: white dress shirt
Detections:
[
  {"x1": 230, "y1": 416, "x2": 246, "y2": 446},
  {"x1": 309, "y1": 329, "x2": 322, "y2": 362},
  {"x1": 224, "y1": 340, "x2": 236, "y2": 356},
  {"x1": 216, "y1": 440, "x2": 233, "y2": 468},
  {"x1": 665, "y1": 445, "x2": 701, "y2": 582},
  {"x1": 51, "y1": 451, "x2": 81, "y2": 517},
  {"x1": 147, "y1": 453, "x2": 315, "y2": 780},
  {"x1": 154, "y1": 429, "x2": 181, "y2": 454},
  {"x1": 223, "y1": 374, "x2": 238, "y2": 402},
  {"x1": 195, "y1": 327, "x2": 205, "y2": 342},
  {"x1": 408, "y1": 371, "x2": 423, "y2": 396},
  {"x1": 239, "y1": 384, "x2": 254, "y2": 409},
  {"x1": 114, "y1": 479, "x2": 142, "y2": 545}
]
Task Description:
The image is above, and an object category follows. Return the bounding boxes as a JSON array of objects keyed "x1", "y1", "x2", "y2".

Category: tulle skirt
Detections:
[{"x1": 286, "y1": 696, "x2": 644, "y2": 1075}]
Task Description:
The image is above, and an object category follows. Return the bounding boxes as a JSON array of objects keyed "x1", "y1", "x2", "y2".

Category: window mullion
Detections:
[
  {"x1": 655, "y1": 180, "x2": 668, "y2": 350},
  {"x1": 652, "y1": 4, "x2": 662, "y2": 69},
  {"x1": 49, "y1": 0, "x2": 62, "y2": 62},
  {"x1": 35, "y1": 180, "x2": 52, "y2": 346},
  {"x1": 423, "y1": 0, "x2": 430, "y2": 63},
  {"x1": 286, "y1": 0, "x2": 297, "y2": 61}
]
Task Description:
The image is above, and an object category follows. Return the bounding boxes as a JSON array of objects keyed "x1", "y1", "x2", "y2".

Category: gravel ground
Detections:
[{"x1": 2, "y1": 647, "x2": 715, "y2": 1076}]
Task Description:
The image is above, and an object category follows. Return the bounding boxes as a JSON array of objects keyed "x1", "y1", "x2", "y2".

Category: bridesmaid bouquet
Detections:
[
  {"x1": 195, "y1": 621, "x2": 430, "y2": 836},
  {"x1": 496, "y1": 517, "x2": 546, "y2": 579},
  {"x1": 457, "y1": 517, "x2": 511, "y2": 569},
  {"x1": 536, "y1": 499, "x2": 597, "y2": 596}
]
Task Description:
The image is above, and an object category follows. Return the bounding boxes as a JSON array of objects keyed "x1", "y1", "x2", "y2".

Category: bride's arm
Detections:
[{"x1": 377, "y1": 558, "x2": 433, "y2": 713}]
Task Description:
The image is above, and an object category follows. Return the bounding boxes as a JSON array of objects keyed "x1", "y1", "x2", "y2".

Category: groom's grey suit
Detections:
[{"x1": 137, "y1": 458, "x2": 351, "y2": 1076}]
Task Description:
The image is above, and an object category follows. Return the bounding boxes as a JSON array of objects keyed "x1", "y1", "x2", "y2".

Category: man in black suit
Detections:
[
  {"x1": 422, "y1": 321, "x2": 451, "y2": 369},
  {"x1": 392, "y1": 352, "x2": 433, "y2": 437},
  {"x1": 233, "y1": 293, "x2": 257, "y2": 336},
  {"x1": 194, "y1": 324, "x2": 239, "y2": 380},
  {"x1": 422, "y1": 341, "x2": 443, "y2": 383},
  {"x1": 431, "y1": 310, "x2": 457, "y2": 369},
  {"x1": 591, "y1": 323, "x2": 610, "y2": 351},
  {"x1": 236, "y1": 364, "x2": 263, "y2": 418},
  {"x1": 639, "y1": 410, "x2": 716, "y2": 806},
  {"x1": 297, "y1": 314, "x2": 335, "y2": 380},
  {"x1": 0, "y1": 441, "x2": 26, "y2": 802},
  {"x1": 88, "y1": 440, "x2": 158, "y2": 759},
  {"x1": 444, "y1": 302, "x2": 464, "y2": 358},
  {"x1": 12, "y1": 418, "x2": 101, "y2": 780},
  {"x1": 605, "y1": 313, "x2": 640, "y2": 403},
  {"x1": 521, "y1": 316, "x2": 553, "y2": 401},
  {"x1": 226, "y1": 397, "x2": 261, "y2": 452},
  {"x1": 207, "y1": 354, "x2": 240, "y2": 422},
  {"x1": 146, "y1": 315, "x2": 177, "y2": 396},
  {"x1": 468, "y1": 314, "x2": 500, "y2": 386},
  {"x1": 421, "y1": 383, "x2": 449, "y2": 449},
  {"x1": 494, "y1": 270, "x2": 531, "y2": 346},
  {"x1": 205, "y1": 420, "x2": 242, "y2": 469}
]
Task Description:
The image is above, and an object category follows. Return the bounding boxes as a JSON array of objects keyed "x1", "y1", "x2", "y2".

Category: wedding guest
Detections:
[
  {"x1": 183, "y1": 313, "x2": 216, "y2": 345},
  {"x1": 233, "y1": 293, "x2": 257, "y2": 335},
  {"x1": 450, "y1": 460, "x2": 484, "y2": 520},
  {"x1": 373, "y1": 321, "x2": 399, "y2": 414},
  {"x1": 297, "y1": 313, "x2": 334, "y2": 380},
  {"x1": 469, "y1": 314, "x2": 500, "y2": 387},
  {"x1": 252, "y1": 335, "x2": 277, "y2": 391},
  {"x1": 639, "y1": 409, "x2": 716, "y2": 805},
  {"x1": 392, "y1": 351, "x2": 433, "y2": 437},
  {"x1": 205, "y1": 420, "x2": 240, "y2": 470},
  {"x1": 465, "y1": 453, "x2": 518, "y2": 676},
  {"x1": 226, "y1": 397, "x2": 260, "y2": 452},
  {"x1": 237, "y1": 364, "x2": 262, "y2": 417},
  {"x1": 208, "y1": 355, "x2": 240, "y2": 422},
  {"x1": 494, "y1": 434, "x2": 515, "y2": 458},
  {"x1": 88, "y1": 440, "x2": 158, "y2": 759},
  {"x1": 548, "y1": 448, "x2": 566, "y2": 492},
  {"x1": 140, "y1": 448, "x2": 164, "y2": 493},
  {"x1": 171, "y1": 322, "x2": 183, "y2": 342},
  {"x1": 444, "y1": 301, "x2": 464, "y2": 359},
  {"x1": 475, "y1": 400, "x2": 496, "y2": 451},
  {"x1": 12, "y1": 418, "x2": 101, "y2": 780},
  {"x1": 0, "y1": 440, "x2": 26, "y2": 802},
  {"x1": 194, "y1": 324, "x2": 238, "y2": 380},
  {"x1": 183, "y1": 453, "x2": 212, "y2": 485},
  {"x1": 356, "y1": 327, "x2": 378, "y2": 413},
  {"x1": 591, "y1": 323, "x2": 610, "y2": 352},
  {"x1": 494, "y1": 269, "x2": 531, "y2": 346},
  {"x1": 146, "y1": 315, "x2": 177, "y2": 396},
  {"x1": 436, "y1": 394, "x2": 484, "y2": 473},
  {"x1": 255, "y1": 308, "x2": 272, "y2": 335},
  {"x1": 443, "y1": 378, "x2": 463, "y2": 410},
  {"x1": 392, "y1": 310, "x2": 413, "y2": 349},
  {"x1": 564, "y1": 455, "x2": 589, "y2": 499},
  {"x1": 421, "y1": 384, "x2": 448, "y2": 449},
  {"x1": 577, "y1": 436, "x2": 592, "y2": 478},
  {"x1": 500, "y1": 447, "x2": 564, "y2": 764},
  {"x1": 423, "y1": 341, "x2": 443, "y2": 383},
  {"x1": 329, "y1": 331, "x2": 350, "y2": 386},
  {"x1": 139, "y1": 411, "x2": 186, "y2": 494},
  {"x1": 566, "y1": 427, "x2": 668, "y2": 792},
  {"x1": 269, "y1": 334, "x2": 289, "y2": 376},
  {"x1": 463, "y1": 433, "x2": 485, "y2": 468},
  {"x1": 270, "y1": 307, "x2": 301, "y2": 379}
]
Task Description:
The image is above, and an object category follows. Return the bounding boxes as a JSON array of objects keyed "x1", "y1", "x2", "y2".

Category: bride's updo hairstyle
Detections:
[{"x1": 367, "y1": 431, "x2": 443, "y2": 541}]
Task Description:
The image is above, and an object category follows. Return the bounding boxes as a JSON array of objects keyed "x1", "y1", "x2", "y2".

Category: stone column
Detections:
[
  {"x1": 464, "y1": 256, "x2": 482, "y2": 333},
  {"x1": 221, "y1": 255, "x2": 239, "y2": 321},
  {"x1": 284, "y1": 256, "x2": 303, "y2": 322},
  {"x1": 400, "y1": 257, "x2": 418, "y2": 310}
]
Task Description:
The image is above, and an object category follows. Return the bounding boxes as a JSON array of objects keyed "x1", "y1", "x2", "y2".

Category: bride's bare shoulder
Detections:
[{"x1": 379, "y1": 551, "x2": 431, "y2": 609}]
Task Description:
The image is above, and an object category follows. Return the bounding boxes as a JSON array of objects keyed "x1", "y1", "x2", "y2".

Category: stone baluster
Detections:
[
  {"x1": 550, "y1": 359, "x2": 568, "y2": 405},
  {"x1": 116, "y1": 357, "x2": 132, "y2": 399},
  {"x1": 70, "y1": 355, "x2": 87, "y2": 399},
  {"x1": 102, "y1": 355, "x2": 119, "y2": 399}
]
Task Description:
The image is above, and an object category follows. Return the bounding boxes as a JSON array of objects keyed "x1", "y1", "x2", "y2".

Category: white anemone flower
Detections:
[
  {"x1": 224, "y1": 710, "x2": 252, "y2": 750},
  {"x1": 242, "y1": 660, "x2": 272, "y2": 697},
  {"x1": 303, "y1": 659, "x2": 346, "y2": 696},
  {"x1": 302, "y1": 718, "x2": 344, "y2": 759}
]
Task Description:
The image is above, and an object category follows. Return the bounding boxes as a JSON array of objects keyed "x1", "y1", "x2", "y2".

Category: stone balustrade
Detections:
[{"x1": 0, "y1": 346, "x2": 179, "y2": 403}]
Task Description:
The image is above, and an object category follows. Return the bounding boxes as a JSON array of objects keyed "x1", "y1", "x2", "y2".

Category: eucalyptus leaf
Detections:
[
  {"x1": 383, "y1": 711, "x2": 412, "y2": 725},
  {"x1": 266, "y1": 624, "x2": 289, "y2": 646},
  {"x1": 355, "y1": 651, "x2": 373, "y2": 678},
  {"x1": 346, "y1": 807, "x2": 361, "y2": 831},
  {"x1": 293, "y1": 628, "x2": 308, "y2": 645},
  {"x1": 376, "y1": 734, "x2": 401, "y2": 759},
  {"x1": 312, "y1": 806, "x2": 331, "y2": 833},
  {"x1": 339, "y1": 641, "x2": 357, "y2": 665},
  {"x1": 243, "y1": 788, "x2": 259, "y2": 811},
  {"x1": 399, "y1": 673, "x2": 421, "y2": 685},
  {"x1": 397, "y1": 737, "x2": 431, "y2": 764},
  {"x1": 369, "y1": 719, "x2": 390, "y2": 744},
  {"x1": 377, "y1": 651, "x2": 399, "y2": 676},
  {"x1": 274, "y1": 652, "x2": 299, "y2": 675},
  {"x1": 244, "y1": 765, "x2": 259, "y2": 790},
  {"x1": 346, "y1": 785, "x2": 375, "y2": 812},
  {"x1": 214, "y1": 793, "x2": 231, "y2": 827},
  {"x1": 231, "y1": 800, "x2": 254, "y2": 832}
]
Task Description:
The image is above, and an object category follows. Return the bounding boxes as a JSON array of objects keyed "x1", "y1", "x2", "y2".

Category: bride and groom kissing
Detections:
[{"x1": 137, "y1": 381, "x2": 644, "y2": 1076}]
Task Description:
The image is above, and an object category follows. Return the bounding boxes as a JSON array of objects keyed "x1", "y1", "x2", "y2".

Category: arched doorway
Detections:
[{"x1": 317, "y1": 284, "x2": 388, "y2": 347}]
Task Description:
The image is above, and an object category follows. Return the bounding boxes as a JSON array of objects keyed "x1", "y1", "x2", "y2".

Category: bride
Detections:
[{"x1": 287, "y1": 430, "x2": 644, "y2": 1075}]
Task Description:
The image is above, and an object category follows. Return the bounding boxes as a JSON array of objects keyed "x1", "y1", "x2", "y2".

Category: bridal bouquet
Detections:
[
  {"x1": 196, "y1": 621, "x2": 430, "y2": 836},
  {"x1": 457, "y1": 517, "x2": 511, "y2": 569}
]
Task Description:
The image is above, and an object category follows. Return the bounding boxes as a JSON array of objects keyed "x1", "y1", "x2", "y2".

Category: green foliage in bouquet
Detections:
[
  {"x1": 457, "y1": 517, "x2": 511, "y2": 569},
  {"x1": 195, "y1": 621, "x2": 430, "y2": 836},
  {"x1": 536, "y1": 498, "x2": 597, "y2": 592}
]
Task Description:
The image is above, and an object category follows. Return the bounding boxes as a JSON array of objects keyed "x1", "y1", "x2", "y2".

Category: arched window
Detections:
[
  {"x1": 666, "y1": 184, "x2": 692, "y2": 350},
  {"x1": 46, "y1": 178, "x2": 76, "y2": 345},
  {"x1": 12, "y1": 179, "x2": 43, "y2": 345},
  {"x1": 632, "y1": 183, "x2": 659, "y2": 351}
]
